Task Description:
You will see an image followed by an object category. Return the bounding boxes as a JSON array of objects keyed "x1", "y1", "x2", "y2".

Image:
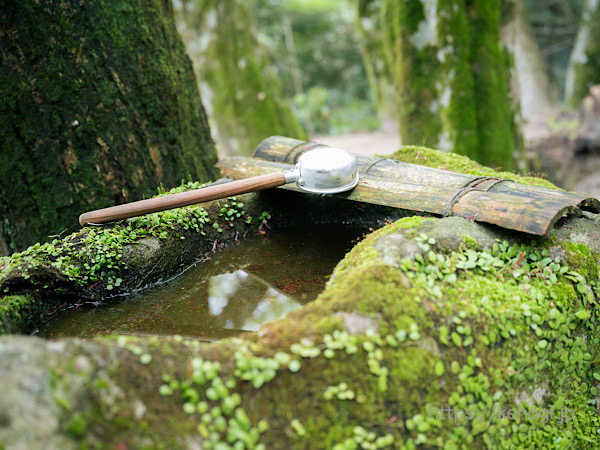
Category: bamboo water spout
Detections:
[{"x1": 215, "y1": 136, "x2": 600, "y2": 236}]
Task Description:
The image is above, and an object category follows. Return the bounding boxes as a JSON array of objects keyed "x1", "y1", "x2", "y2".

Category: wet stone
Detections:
[{"x1": 334, "y1": 311, "x2": 380, "y2": 335}]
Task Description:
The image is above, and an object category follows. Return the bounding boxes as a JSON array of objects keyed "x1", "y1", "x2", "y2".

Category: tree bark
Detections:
[
  {"x1": 0, "y1": 0, "x2": 217, "y2": 254},
  {"x1": 175, "y1": 0, "x2": 307, "y2": 157},
  {"x1": 564, "y1": 0, "x2": 600, "y2": 108},
  {"x1": 373, "y1": 0, "x2": 521, "y2": 170}
]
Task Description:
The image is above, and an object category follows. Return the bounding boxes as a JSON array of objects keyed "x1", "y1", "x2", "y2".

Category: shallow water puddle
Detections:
[{"x1": 37, "y1": 225, "x2": 364, "y2": 340}]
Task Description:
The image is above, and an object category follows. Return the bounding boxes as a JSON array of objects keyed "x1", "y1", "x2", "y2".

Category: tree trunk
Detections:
[
  {"x1": 501, "y1": 0, "x2": 558, "y2": 122},
  {"x1": 468, "y1": 1, "x2": 521, "y2": 170},
  {"x1": 377, "y1": 0, "x2": 521, "y2": 170},
  {"x1": 175, "y1": 0, "x2": 307, "y2": 157},
  {"x1": 0, "y1": 0, "x2": 217, "y2": 255},
  {"x1": 564, "y1": 0, "x2": 600, "y2": 108},
  {"x1": 354, "y1": 0, "x2": 398, "y2": 125}
]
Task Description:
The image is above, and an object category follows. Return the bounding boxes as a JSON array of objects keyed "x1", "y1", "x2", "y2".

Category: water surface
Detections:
[{"x1": 38, "y1": 225, "x2": 364, "y2": 340}]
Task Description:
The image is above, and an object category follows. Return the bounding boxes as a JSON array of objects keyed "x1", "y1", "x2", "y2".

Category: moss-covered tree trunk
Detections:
[
  {"x1": 175, "y1": 0, "x2": 306, "y2": 157},
  {"x1": 564, "y1": 0, "x2": 600, "y2": 108},
  {"x1": 375, "y1": 0, "x2": 521, "y2": 170},
  {"x1": 468, "y1": 1, "x2": 521, "y2": 170},
  {"x1": 0, "y1": 0, "x2": 217, "y2": 255}
]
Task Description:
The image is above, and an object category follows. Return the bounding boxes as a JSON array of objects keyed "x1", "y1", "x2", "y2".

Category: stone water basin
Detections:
[{"x1": 37, "y1": 225, "x2": 366, "y2": 340}]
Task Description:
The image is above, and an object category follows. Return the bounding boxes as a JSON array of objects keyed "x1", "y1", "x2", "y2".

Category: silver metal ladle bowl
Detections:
[{"x1": 290, "y1": 148, "x2": 359, "y2": 194}]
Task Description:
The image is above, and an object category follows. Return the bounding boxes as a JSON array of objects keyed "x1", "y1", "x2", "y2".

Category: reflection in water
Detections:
[
  {"x1": 207, "y1": 270, "x2": 301, "y2": 331},
  {"x1": 38, "y1": 225, "x2": 365, "y2": 340}
]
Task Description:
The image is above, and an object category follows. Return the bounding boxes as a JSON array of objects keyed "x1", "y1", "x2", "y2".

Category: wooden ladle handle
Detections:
[{"x1": 79, "y1": 172, "x2": 287, "y2": 226}]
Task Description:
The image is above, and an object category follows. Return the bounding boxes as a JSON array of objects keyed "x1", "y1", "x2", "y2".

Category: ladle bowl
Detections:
[
  {"x1": 79, "y1": 147, "x2": 359, "y2": 226},
  {"x1": 294, "y1": 147, "x2": 359, "y2": 194}
]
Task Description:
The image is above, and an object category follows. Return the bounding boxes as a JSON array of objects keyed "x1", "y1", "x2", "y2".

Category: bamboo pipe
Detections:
[
  {"x1": 217, "y1": 156, "x2": 582, "y2": 236},
  {"x1": 253, "y1": 136, "x2": 600, "y2": 213}
]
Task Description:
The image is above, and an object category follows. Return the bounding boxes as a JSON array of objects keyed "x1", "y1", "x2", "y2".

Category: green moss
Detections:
[
  {"x1": 562, "y1": 242, "x2": 599, "y2": 283},
  {"x1": 385, "y1": 145, "x2": 558, "y2": 189},
  {"x1": 332, "y1": 216, "x2": 429, "y2": 278},
  {"x1": 66, "y1": 413, "x2": 88, "y2": 439},
  {"x1": 386, "y1": 228, "x2": 599, "y2": 446},
  {"x1": 245, "y1": 220, "x2": 600, "y2": 447},
  {"x1": 0, "y1": 294, "x2": 36, "y2": 333},
  {"x1": 0, "y1": 183, "x2": 244, "y2": 286},
  {"x1": 461, "y1": 235, "x2": 480, "y2": 250},
  {"x1": 49, "y1": 337, "x2": 207, "y2": 447},
  {"x1": 378, "y1": 215, "x2": 430, "y2": 232}
]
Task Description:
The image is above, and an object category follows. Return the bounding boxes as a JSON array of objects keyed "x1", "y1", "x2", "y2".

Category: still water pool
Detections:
[{"x1": 37, "y1": 225, "x2": 365, "y2": 340}]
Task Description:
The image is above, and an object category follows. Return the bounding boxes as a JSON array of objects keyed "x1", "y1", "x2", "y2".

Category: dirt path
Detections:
[
  {"x1": 313, "y1": 121, "x2": 546, "y2": 157},
  {"x1": 311, "y1": 130, "x2": 400, "y2": 156}
]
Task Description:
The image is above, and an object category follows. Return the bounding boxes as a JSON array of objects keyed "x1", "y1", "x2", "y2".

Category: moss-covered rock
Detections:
[
  {"x1": 0, "y1": 0, "x2": 217, "y2": 254},
  {"x1": 1, "y1": 146, "x2": 599, "y2": 448}
]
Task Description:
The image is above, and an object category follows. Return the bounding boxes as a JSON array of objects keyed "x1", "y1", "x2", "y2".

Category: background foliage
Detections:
[
  {"x1": 249, "y1": 0, "x2": 379, "y2": 135},
  {"x1": 239, "y1": 0, "x2": 592, "y2": 138}
]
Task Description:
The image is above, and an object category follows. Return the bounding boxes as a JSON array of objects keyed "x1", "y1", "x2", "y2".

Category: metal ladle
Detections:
[{"x1": 79, "y1": 147, "x2": 359, "y2": 226}]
